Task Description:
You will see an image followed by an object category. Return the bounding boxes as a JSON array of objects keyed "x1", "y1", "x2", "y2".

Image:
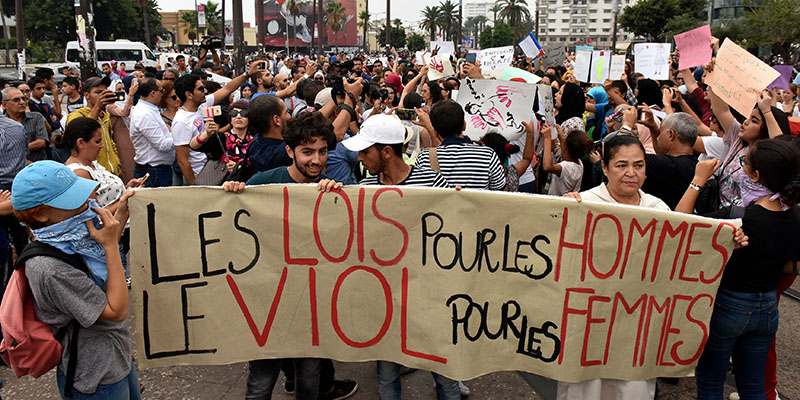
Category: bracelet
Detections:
[
  {"x1": 689, "y1": 183, "x2": 702, "y2": 191},
  {"x1": 621, "y1": 125, "x2": 633, "y2": 131},
  {"x1": 345, "y1": 91, "x2": 357, "y2": 107},
  {"x1": 339, "y1": 104, "x2": 357, "y2": 122},
  {"x1": 195, "y1": 135, "x2": 207, "y2": 145}
]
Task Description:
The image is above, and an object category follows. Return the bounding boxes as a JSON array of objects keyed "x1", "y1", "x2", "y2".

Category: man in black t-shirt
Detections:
[{"x1": 635, "y1": 109, "x2": 699, "y2": 209}]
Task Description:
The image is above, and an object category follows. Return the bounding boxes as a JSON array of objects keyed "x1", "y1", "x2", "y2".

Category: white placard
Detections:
[
  {"x1": 574, "y1": 48, "x2": 592, "y2": 83},
  {"x1": 634, "y1": 43, "x2": 671, "y2": 80},
  {"x1": 430, "y1": 41, "x2": 455, "y2": 55},
  {"x1": 519, "y1": 34, "x2": 542, "y2": 59},
  {"x1": 478, "y1": 46, "x2": 515, "y2": 70},
  {"x1": 427, "y1": 54, "x2": 455, "y2": 80},
  {"x1": 609, "y1": 55, "x2": 626, "y2": 81},
  {"x1": 590, "y1": 50, "x2": 612, "y2": 84},
  {"x1": 537, "y1": 84, "x2": 557, "y2": 139},
  {"x1": 456, "y1": 78, "x2": 535, "y2": 141}
]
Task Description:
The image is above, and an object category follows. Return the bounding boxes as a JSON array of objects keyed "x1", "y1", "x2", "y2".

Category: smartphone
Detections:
[
  {"x1": 115, "y1": 91, "x2": 125, "y2": 102},
  {"x1": 139, "y1": 173, "x2": 150, "y2": 187},
  {"x1": 396, "y1": 108, "x2": 416, "y2": 121},
  {"x1": 257, "y1": 62, "x2": 266, "y2": 70},
  {"x1": 637, "y1": 108, "x2": 644, "y2": 120},
  {"x1": 671, "y1": 88, "x2": 679, "y2": 101},
  {"x1": 593, "y1": 140, "x2": 603, "y2": 152},
  {"x1": 610, "y1": 108, "x2": 624, "y2": 123},
  {"x1": 131, "y1": 77, "x2": 138, "y2": 86},
  {"x1": 465, "y1": 53, "x2": 477, "y2": 64}
]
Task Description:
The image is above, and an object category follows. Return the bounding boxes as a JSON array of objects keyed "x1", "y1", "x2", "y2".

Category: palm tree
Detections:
[
  {"x1": 286, "y1": 0, "x2": 308, "y2": 54},
  {"x1": 202, "y1": 1, "x2": 223, "y2": 35},
  {"x1": 358, "y1": 9, "x2": 371, "y2": 51},
  {"x1": 180, "y1": 11, "x2": 202, "y2": 45},
  {"x1": 326, "y1": 1, "x2": 346, "y2": 52},
  {"x1": 420, "y1": 6, "x2": 441, "y2": 41},
  {"x1": 497, "y1": 0, "x2": 531, "y2": 40},
  {"x1": 489, "y1": 3, "x2": 503, "y2": 46},
  {"x1": 473, "y1": 15, "x2": 488, "y2": 42},
  {"x1": 437, "y1": 0, "x2": 458, "y2": 41}
]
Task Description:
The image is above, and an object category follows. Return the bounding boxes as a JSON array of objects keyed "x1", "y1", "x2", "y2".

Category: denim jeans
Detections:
[
  {"x1": 133, "y1": 164, "x2": 172, "y2": 188},
  {"x1": 376, "y1": 361, "x2": 460, "y2": 400},
  {"x1": 57, "y1": 359, "x2": 141, "y2": 400},
  {"x1": 695, "y1": 288, "x2": 779, "y2": 400},
  {"x1": 246, "y1": 358, "x2": 321, "y2": 400},
  {"x1": 282, "y1": 358, "x2": 335, "y2": 392}
]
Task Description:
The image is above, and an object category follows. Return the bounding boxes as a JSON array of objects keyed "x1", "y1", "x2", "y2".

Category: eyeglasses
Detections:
[
  {"x1": 738, "y1": 155, "x2": 749, "y2": 168},
  {"x1": 159, "y1": 88, "x2": 166, "y2": 93},
  {"x1": 4, "y1": 97, "x2": 24, "y2": 103},
  {"x1": 314, "y1": 77, "x2": 324, "y2": 81},
  {"x1": 230, "y1": 109, "x2": 248, "y2": 118},
  {"x1": 170, "y1": 95, "x2": 178, "y2": 100},
  {"x1": 196, "y1": 86, "x2": 207, "y2": 92},
  {"x1": 19, "y1": 89, "x2": 30, "y2": 94}
]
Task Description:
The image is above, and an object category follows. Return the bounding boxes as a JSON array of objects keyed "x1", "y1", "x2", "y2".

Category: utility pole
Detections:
[
  {"x1": 385, "y1": 0, "x2": 390, "y2": 48},
  {"x1": 14, "y1": 0, "x2": 23, "y2": 52},
  {"x1": 232, "y1": 0, "x2": 245, "y2": 74},
  {"x1": 611, "y1": 0, "x2": 618, "y2": 52},
  {"x1": 311, "y1": 0, "x2": 316, "y2": 52},
  {"x1": 76, "y1": 0, "x2": 98, "y2": 79},
  {"x1": 457, "y1": 0, "x2": 462, "y2": 54},
  {"x1": 256, "y1": 0, "x2": 264, "y2": 50},
  {"x1": 317, "y1": 0, "x2": 323, "y2": 55}
]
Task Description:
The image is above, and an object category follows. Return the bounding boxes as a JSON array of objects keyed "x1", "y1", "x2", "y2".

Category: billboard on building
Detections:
[{"x1": 262, "y1": 0, "x2": 358, "y2": 48}]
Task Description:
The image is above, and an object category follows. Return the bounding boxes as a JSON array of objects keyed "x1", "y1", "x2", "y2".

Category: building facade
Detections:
[{"x1": 538, "y1": 0, "x2": 637, "y2": 49}]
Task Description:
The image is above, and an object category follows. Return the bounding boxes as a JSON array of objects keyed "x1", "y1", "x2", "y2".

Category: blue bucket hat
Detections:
[{"x1": 11, "y1": 161, "x2": 99, "y2": 211}]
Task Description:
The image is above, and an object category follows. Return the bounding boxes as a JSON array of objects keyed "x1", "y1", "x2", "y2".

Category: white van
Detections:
[{"x1": 65, "y1": 40, "x2": 158, "y2": 72}]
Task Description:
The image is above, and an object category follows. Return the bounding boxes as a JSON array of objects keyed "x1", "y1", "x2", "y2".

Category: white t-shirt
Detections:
[
  {"x1": 509, "y1": 120, "x2": 538, "y2": 186},
  {"x1": 548, "y1": 160, "x2": 583, "y2": 196},
  {"x1": 171, "y1": 94, "x2": 215, "y2": 176}
]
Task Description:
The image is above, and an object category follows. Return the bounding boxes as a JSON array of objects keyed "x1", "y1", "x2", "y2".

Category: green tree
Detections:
[
  {"x1": 479, "y1": 20, "x2": 514, "y2": 48},
  {"x1": 471, "y1": 15, "x2": 488, "y2": 42},
  {"x1": 497, "y1": 0, "x2": 530, "y2": 41},
  {"x1": 437, "y1": 0, "x2": 458, "y2": 41},
  {"x1": 286, "y1": 0, "x2": 309, "y2": 53},
  {"x1": 181, "y1": 11, "x2": 201, "y2": 44},
  {"x1": 619, "y1": 0, "x2": 706, "y2": 42},
  {"x1": 743, "y1": 0, "x2": 800, "y2": 57},
  {"x1": 407, "y1": 32, "x2": 426, "y2": 51},
  {"x1": 377, "y1": 25, "x2": 406, "y2": 48},
  {"x1": 358, "y1": 9, "x2": 371, "y2": 50},
  {"x1": 489, "y1": 3, "x2": 503, "y2": 46},
  {"x1": 326, "y1": 1, "x2": 346, "y2": 52},
  {"x1": 420, "y1": 6, "x2": 441, "y2": 41}
]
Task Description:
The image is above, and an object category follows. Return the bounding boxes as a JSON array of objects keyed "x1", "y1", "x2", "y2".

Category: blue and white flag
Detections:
[{"x1": 518, "y1": 33, "x2": 544, "y2": 59}]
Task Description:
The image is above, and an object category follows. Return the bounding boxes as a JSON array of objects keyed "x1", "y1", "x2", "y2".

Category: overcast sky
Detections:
[{"x1": 155, "y1": 0, "x2": 426, "y2": 25}]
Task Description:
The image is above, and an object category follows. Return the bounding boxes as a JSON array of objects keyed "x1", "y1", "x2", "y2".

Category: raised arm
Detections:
[{"x1": 513, "y1": 121, "x2": 538, "y2": 176}]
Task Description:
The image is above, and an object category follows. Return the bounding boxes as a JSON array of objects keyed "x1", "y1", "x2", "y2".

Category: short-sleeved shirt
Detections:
[
  {"x1": 414, "y1": 137, "x2": 506, "y2": 190},
  {"x1": 548, "y1": 160, "x2": 583, "y2": 196},
  {"x1": 247, "y1": 166, "x2": 327, "y2": 185},
  {"x1": 641, "y1": 154, "x2": 698, "y2": 210},
  {"x1": 326, "y1": 134, "x2": 359, "y2": 185},
  {"x1": 67, "y1": 108, "x2": 121, "y2": 175},
  {"x1": 16, "y1": 112, "x2": 50, "y2": 161},
  {"x1": 171, "y1": 95, "x2": 216, "y2": 175},
  {"x1": 247, "y1": 136, "x2": 293, "y2": 172},
  {"x1": 359, "y1": 165, "x2": 450, "y2": 187},
  {"x1": 0, "y1": 115, "x2": 29, "y2": 187},
  {"x1": 25, "y1": 256, "x2": 131, "y2": 394}
]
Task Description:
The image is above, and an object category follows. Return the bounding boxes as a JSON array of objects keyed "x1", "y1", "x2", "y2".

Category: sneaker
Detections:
[
  {"x1": 729, "y1": 393, "x2": 739, "y2": 400},
  {"x1": 319, "y1": 379, "x2": 358, "y2": 400},
  {"x1": 284, "y1": 379, "x2": 295, "y2": 395},
  {"x1": 459, "y1": 381, "x2": 471, "y2": 396}
]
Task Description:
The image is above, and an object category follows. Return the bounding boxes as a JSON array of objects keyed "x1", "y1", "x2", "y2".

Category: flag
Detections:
[{"x1": 519, "y1": 33, "x2": 544, "y2": 60}]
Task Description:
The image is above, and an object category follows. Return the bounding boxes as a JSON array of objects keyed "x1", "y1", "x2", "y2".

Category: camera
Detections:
[
  {"x1": 201, "y1": 36, "x2": 223, "y2": 50},
  {"x1": 371, "y1": 89, "x2": 389, "y2": 101}
]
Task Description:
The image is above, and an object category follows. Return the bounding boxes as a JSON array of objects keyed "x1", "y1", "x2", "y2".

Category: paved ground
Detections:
[{"x1": 2, "y1": 280, "x2": 798, "y2": 400}]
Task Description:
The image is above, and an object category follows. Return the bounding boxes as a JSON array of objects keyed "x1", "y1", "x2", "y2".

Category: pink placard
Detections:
[{"x1": 674, "y1": 25, "x2": 712, "y2": 70}]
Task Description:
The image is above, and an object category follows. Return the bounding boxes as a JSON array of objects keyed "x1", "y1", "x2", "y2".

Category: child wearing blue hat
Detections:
[{"x1": 11, "y1": 160, "x2": 140, "y2": 399}]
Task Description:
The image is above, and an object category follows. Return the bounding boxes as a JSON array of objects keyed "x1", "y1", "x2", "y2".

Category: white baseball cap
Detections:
[{"x1": 342, "y1": 114, "x2": 406, "y2": 151}]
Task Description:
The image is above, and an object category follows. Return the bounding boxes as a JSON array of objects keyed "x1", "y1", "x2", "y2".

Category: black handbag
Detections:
[
  {"x1": 226, "y1": 148, "x2": 256, "y2": 183},
  {"x1": 192, "y1": 133, "x2": 230, "y2": 186},
  {"x1": 695, "y1": 152, "x2": 741, "y2": 215}
]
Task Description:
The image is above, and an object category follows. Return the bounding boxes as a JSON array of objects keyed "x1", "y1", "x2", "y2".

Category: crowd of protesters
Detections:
[{"x1": 0, "y1": 33, "x2": 798, "y2": 400}]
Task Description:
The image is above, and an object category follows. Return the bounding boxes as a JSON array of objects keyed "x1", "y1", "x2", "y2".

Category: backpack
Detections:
[{"x1": 0, "y1": 241, "x2": 90, "y2": 397}]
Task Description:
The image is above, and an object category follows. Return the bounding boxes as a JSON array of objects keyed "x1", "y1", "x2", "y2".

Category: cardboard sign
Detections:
[
  {"x1": 130, "y1": 185, "x2": 738, "y2": 382},
  {"x1": 500, "y1": 66, "x2": 543, "y2": 84},
  {"x1": 767, "y1": 65, "x2": 793, "y2": 91},
  {"x1": 634, "y1": 43, "x2": 671, "y2": 80},
  {"x1": 519, "y1": 33, "x2": 544, "y2": 59},
  {"x1": 542, "y1": 45, "x2": 567, "y2": 68},
  {"x1": 457, "y1": 78, "x2": 536, "y2": 141},
  {"x1": 706, "y1": 39, "x2": 780, "y2": 116},
  {"x1": 537, "y1": 84, "x2": 557, "y2": 139},
  {"x1": 574, "y1": 48, "x2": 593, "y2": 83},
  {"x1": 202, "y1": 106, "x2": 222, "y2": 120},
  {"x1": 609, "y1": 55, "x2": 626, "y2": 81},
  {"x1": 479, "y1": 46, "x2": 515, "y2": 70},
  {"x1": 674, "y1": 25, "x2": 712, "y2": 70},
  {"x1": 590, "y1": 51, "x2": 612, "y2": 84},
  {"x1": 431, "y1": 41, "x2": 455, "y2": 55},
  {"x1": 427, "y1": 54, "x2": 455, "y2": 80}
]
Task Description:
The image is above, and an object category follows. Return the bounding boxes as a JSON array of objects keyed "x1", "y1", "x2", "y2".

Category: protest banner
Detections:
[
  {"x1": 427, "y1": 54, "x2": 455, "y2": 80},
  {"x1": 456, "y1": 78, "x2": 535, "y2": 141},
  {"x1": 542, "y1": 45, "x2": 566, "y2": 68},
  {"x1": 674, "y1": 25, "x2": 712, "y2": 70},
  {"x1": 500, "y1": 66, "x2": 542, "y2": 84},
  {"x1": 431, "y1": 41, "x2": 455, "y2": 55},
  {"x1": 706, "y1": 39, "x2": 780, "y2": 117},
  {"x1": 609, "y1": 55, "x2": 626, "y2": 81},
  {"x1": 590, "y1": 51, "x2": 612, "y2": 84},
  {"x1": 519, "y1": 33, "x2": 544, "y2": 59},
  {"x1": 634, "y1": 43, "x2": 671, "y2": 80},
  {"x1": 479, "y1": 46, "x2": 515, "y2": 70},
  {"x1": 767, "y1": 65, "x2": 793, "y2": 90},
  {"x1": 130, "y1": 185, "x2": 738, "y2": 382},
  {"x1": 537, "y1": 84, "x2": 557, "y2": 139},
  {"x1": 574, "y1": 48, "x2": 592, "y2": 82}
]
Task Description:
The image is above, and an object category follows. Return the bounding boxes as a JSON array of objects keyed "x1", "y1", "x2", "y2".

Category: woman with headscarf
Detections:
[
  {"x1": 555, "y1": 82, "x2": 586, "y2": 134},
  {"x1": 584, "y1": 86, "x2": 611, "y2": 140}
]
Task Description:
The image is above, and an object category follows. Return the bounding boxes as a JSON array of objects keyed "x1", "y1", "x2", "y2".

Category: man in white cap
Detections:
[{"x1": 343, "y1": 114, "x2": 449, "y2": 187}]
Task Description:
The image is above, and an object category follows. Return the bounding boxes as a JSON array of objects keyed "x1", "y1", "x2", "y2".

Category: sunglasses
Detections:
[
  {"x1": 230, "y1": 109, "x2": 248, "y2": 118},
  {"x1": 196, "y1": 86, "x2": 207, "y2": 92},
  {"x1": 162, "y1": 77, "x2": 175, "y2": 81},
  {"x1": 314, "y1": 77, "x2": 324, "y2": 81},
  {"x1": 170, "y1": 95, "x2": 178, "y2": 100}
]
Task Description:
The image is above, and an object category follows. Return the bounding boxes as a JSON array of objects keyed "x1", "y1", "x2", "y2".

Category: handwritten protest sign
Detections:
[
  {"x1": 674, "y1": 25, "x2": 712, "y2": 70},
  {"x1": 479, "y1": 46, "x2": 515, "y2": 70},
  {"x1": 542, "y1": 45, "x2": 566, "y2": 68},
  {"x1": 500, "y1": 66, "x2": 542, "y2": 84},
  {"x1": 610, "y1": 55, "x2": 626, "y2": 80},
  {"x1": 431, "y1": 41, "x2": 455, "y2": 55},
  {"x1": 574, "y1": 48, "x2": 592, "y2": 82},
  {"x1": 427, "y1": 54, "x2": 455, "y2": 80},
  {"x1": 130, "y1": 186, "x2": 738, "y2": 382},
  {"x1": 706, "y1": 39, "x2": 780, "y2": 116},
  {"x1": 537, "y1": 84, "x2": 557, "y2": 139},
  {"x1": 767, "y1": 65, "x2": 793, "y2": 90},
  {"x1": 634, "y1": 43, "x2": 671, "y2": 80},
  {"x1": 457, "y1": 78, "x2": 535, "y2": 141},
  {"x1": 590, "y1": 51, "x2": 612, "y2": 84}
]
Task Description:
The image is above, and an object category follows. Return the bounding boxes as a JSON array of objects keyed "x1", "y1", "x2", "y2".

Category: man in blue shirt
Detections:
[{"x1": 245, "y1": 94, "x2": 293, "y2": 172}]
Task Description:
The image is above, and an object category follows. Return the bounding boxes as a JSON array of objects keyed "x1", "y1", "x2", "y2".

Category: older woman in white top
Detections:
[{"x1": 57, "y1": 116, "x2": 143, "y2": 212}]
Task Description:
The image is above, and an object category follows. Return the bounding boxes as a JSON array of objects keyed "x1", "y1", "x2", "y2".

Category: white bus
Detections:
[{"x1": 65, "y1": 40, "x2": 158, "y2": 72}]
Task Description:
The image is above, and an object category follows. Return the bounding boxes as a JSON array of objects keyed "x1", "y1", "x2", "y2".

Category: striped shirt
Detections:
[
  {"x1": 414, "y1": 137, "x2": 506, "y2": 190},
  {"x1": 359, "y1": 165, "x2": 450, "y2": 187},
  {"x1": 0, "y1": 115, "x2": 29, "y2": 187}
]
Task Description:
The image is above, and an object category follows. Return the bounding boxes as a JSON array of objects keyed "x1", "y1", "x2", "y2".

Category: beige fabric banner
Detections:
[{"x1": 129, "y1": 185, "x2": 738, "y2": 382}]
